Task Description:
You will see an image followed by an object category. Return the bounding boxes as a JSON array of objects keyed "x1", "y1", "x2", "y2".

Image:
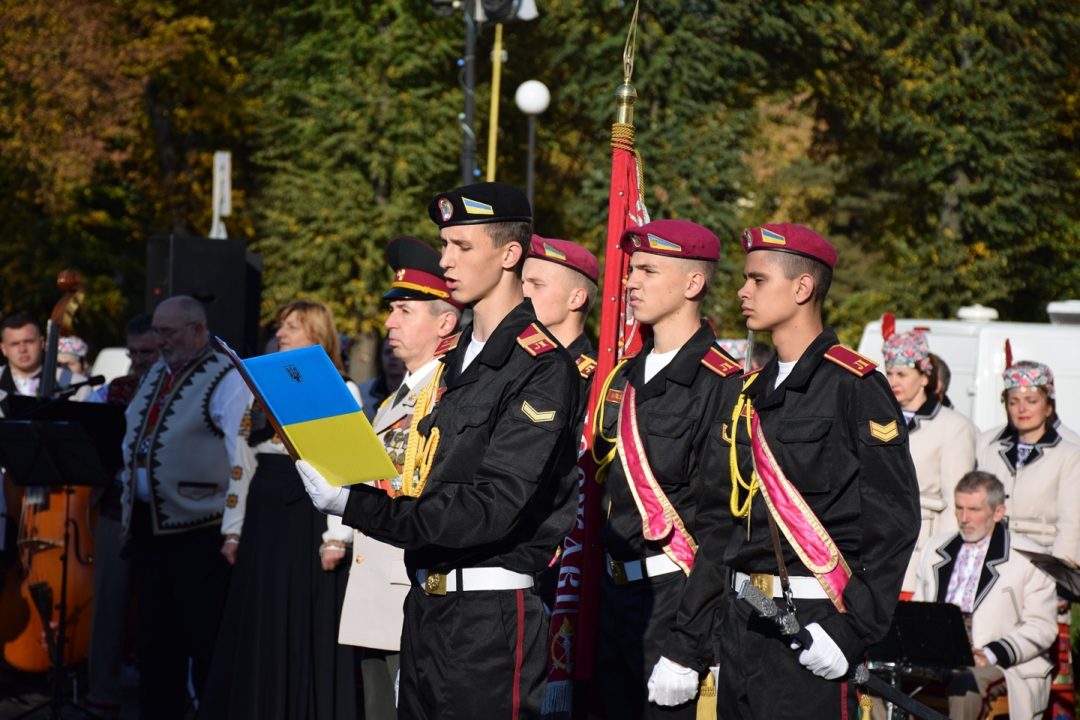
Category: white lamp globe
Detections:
[{"x1": 515, "y1": 80, "x2": 551, "y2": 116}]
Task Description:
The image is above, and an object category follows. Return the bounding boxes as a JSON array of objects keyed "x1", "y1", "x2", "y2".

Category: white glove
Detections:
[
  {"x1": 796, "y1": 623, "x2": 848, "y2": 680},
  {"x1": 647, "y1": 656, "x2": 699, "y2": 707},
  {"x1": 296, "y1": 460, "x2": 348, "y2": 516}
]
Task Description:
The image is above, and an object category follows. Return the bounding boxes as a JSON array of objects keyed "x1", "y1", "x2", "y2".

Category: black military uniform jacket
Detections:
[
  {"x1": 341, "y1": 300, "x2": 580, "y2": 577},
  {"x1": 566, "y1": 333, "x2": 596, "y2": 434},
  {"x1": 669, "y1": 329, "x2": 919, "y2": 669},
  {"x1": 599, "y1": 322, "x2": 740, "y2": 563},
  {"x1": 594, "y1": 323, "x2": 741, "y2": 674}
]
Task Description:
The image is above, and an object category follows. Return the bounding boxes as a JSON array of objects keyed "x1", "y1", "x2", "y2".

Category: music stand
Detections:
[
  {"x1": 868, "y1": 601, "x2": 975, "y2": 720},
  {"x1": 0, "y1": 401, "x2": 125, "y2": 720}
]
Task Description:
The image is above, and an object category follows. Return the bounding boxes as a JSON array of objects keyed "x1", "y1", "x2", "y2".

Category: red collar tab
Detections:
[
  {"x1": 824, "y1": 345, "x2": 877, "y2": 377},
  {"x1": 434, "y1": 332, "x2": 462, "y2": 358},
  {"x1": 701, "y1": 346, "x2": 740, "y2": 378},
  {"x1": 576, "y1": 354, "x2": 598, "y2": 379},
  {"x1": 517, "y1": 323, "x2": 558, "y2": 357}
]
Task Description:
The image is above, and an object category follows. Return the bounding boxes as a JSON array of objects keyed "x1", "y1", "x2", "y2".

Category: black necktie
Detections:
[{"x1": 391, "y1": 382, "x2": 410, "y2": 407}]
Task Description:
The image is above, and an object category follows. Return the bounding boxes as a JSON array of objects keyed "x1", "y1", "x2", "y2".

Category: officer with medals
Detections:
[
  {"x1": 659, "y1": 224, "x2": 920, "y2": 717},
  {"x1": 522, "y1": 234, "x2": 600, "y2": 411},
  {"x1": 337, "y1": 236, "x2": 462, "y2": 720},
  {"x1": 300, "y1": 182, "x2": 581, "y2": 720},
  {"x1": 592, "y1": 220, "x2": 742, "y2": 719}
]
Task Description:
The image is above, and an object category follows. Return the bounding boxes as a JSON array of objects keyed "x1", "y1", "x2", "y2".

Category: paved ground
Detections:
[{"x1": 0, "y1": 667, "x2": 143, "y2": 720}]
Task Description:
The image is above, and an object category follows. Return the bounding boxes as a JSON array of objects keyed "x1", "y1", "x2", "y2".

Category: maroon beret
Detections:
[
  {"x1": 619, "y1": 219, "x2": 720, "y2": 261},
  {"x1": 740, "y1": 223, "x2": 837, "y2": 269},
  {"x1": 527, "y1": 235, "x2": 599, "y2": 284}
]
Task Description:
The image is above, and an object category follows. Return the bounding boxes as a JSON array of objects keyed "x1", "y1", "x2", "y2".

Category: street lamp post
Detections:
[{"x1": 514, "y1": 80, "x2": 550, "y2": 209}]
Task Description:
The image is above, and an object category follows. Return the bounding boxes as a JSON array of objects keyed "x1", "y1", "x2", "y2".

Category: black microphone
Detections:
[{"x1": 55, "y1": 375, "x2": 106, "y2": 398}]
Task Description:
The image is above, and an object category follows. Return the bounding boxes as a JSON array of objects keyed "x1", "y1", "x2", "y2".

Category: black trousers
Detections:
[
  {"x1": 715, "y1": 594, "x2": 859, "y2": 719},
  {"x1": 398, "y1": 584, "x2": 547, "y2": 720},
  {"x1": 131, "y1": 503, "x2": 230, "y2": 720},
  {"x1": 595, "y1": 571, "x2": 697, "y2": 720}
]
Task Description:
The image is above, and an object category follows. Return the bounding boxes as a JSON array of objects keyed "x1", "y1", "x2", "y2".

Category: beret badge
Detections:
[{"x1": 438, "y1": 197, "x2": 454, "y2": 222}]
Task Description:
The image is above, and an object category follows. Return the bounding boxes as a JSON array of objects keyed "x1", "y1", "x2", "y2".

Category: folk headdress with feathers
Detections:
[
  {"x1": 880, "y1": 313, "x2": 933, "y2": 374},
  {"x1": 1001, "y1": 339, "x2": 1055, "y2": 400}
]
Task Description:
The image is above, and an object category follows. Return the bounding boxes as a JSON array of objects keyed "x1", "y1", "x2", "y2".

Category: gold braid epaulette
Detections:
[{"x1": 400, "y1": 364, "x2": 445, "y2": 498}]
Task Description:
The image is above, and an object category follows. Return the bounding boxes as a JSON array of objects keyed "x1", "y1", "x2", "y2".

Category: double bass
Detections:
[{"x1": 0, "y1": 270, "x2": 96, "y2": 672}]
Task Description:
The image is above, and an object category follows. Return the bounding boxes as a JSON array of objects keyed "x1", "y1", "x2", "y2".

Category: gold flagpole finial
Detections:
[{"x1": 615, "y1": 0, "x2": 641, "y2": 126}]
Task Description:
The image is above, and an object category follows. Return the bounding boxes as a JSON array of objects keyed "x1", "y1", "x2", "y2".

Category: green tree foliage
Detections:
[
  {"x1": 1, "y1": 0, "x2": 1078, "y2": 352},
  {"x1": 233, "y1": 1, "x2": 463, "y2": 334},
  {"x1": 0, "y1": 0, "x2": 253, "y2": 346},
  {"x1": 802, "y1": 0, "x2": 1080, "y2": 327}
]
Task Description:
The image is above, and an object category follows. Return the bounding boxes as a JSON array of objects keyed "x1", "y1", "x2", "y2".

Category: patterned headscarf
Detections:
[
  {"x1": 1003, "y1": 360, "x2": 1055, "y2": 400},
  {"x1": 882, "y1": 329, "x2": 932, "y2": 374},
  {"x1": 58, "y1": 335, "x2": 88, "y2": 359}
]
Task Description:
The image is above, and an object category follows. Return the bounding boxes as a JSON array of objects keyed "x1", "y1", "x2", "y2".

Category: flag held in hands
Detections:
[{"x1": 215, "y1": 338, "x2": 396, "y2": 487}]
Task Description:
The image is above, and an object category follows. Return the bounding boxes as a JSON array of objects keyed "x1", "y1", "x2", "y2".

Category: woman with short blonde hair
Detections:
[{"x1": 275, "y1": 300, "x2": 344, "y2": 372}]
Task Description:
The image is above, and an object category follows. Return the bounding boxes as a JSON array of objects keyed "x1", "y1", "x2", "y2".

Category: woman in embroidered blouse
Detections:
[
  {"x1": 201, "y1": 300, "x2": 358, "y2": 720},
  {"x1": 975, "y1": 358, "x2": 1080, "y2": 565},
  {"x1": 881, "y1": 322, "x2": 977, "y2": 595}
]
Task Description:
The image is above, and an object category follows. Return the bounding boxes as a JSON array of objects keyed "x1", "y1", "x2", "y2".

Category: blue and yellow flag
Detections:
[{"x1": 218, "y1": 340, "x2": 396, "y2": 487}]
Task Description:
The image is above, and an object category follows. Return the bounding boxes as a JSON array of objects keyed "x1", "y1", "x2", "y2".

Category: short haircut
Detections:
[
  {"x1": 688, "y1": 259, "x2": 717, "y2": 300},
  {"x1": 126, "y1": 313, "x2": 153, "y2": 337},
  {"x1": 277, "y1": 300, "x2": 344, "y2": 372},
  {"x1": 168, "y1": 296, "x2": 208, "y2": 325},
  {"x1": 767, "y1": 252, "x2": 833, "y2": 304},
  {"x1": 577, "y1": 276, "x2": 599, "y2": 315},
  {"x1": 1, "y1": 312, "x2": 41, "y2": 335},
  {"x1": 485, "y1": 221, "x2": 532, "y2": 275},
  {"x1": 955, "y1": 470, "x2": 1006, "y2": 509},
  {"x1": 427, "y1": 299, "x2": 462, "y2": 324}
]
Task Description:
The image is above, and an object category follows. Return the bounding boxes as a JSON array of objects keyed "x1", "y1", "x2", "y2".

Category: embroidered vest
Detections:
[{"x1": 123, "y1": 350, "x2": 235, "y2": 535}]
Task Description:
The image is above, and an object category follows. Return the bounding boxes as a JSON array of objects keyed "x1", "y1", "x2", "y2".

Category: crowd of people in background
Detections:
[{"x1": 0, "y1": 181, "x2": 1077, "y2": 720}]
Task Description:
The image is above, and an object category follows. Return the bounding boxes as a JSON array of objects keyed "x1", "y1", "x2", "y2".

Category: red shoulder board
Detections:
[
  {"x1": 434, "y1": 332, "x2": 462, "y2": 358},
  {"x1": 576, "y1": 354, "x2": 598, "y2": 379},
  {"x1": 824, "y1": 344, "x2": 877, "y2": 377},
  {"x1": 517, "y1": 323, "x2": 558, "y2": 357},
  {"x1": 701, "y1": 346, "x2": 740, "y2": 377}
]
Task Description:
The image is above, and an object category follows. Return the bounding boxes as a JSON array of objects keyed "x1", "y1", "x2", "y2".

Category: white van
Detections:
[{"x1": 856, "y1": 303, "x2": 1080, "y2": 432}]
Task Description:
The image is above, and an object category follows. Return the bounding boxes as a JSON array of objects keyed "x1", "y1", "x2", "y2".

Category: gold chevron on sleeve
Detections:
[
  {"x1": 521, "y1": 400, "x2": 556, "y2": 423},
  {"x1": 868, "y1": 420, "x2": 899, "y2": 442}
]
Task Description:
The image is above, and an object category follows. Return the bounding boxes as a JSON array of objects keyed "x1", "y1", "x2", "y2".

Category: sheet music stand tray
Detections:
[
  {"x1": 0, "y1": 400, "x2": 125, "y2": 719},
  {"x1": 867, "y1": 601, "x2": 975, "y2": 720}
]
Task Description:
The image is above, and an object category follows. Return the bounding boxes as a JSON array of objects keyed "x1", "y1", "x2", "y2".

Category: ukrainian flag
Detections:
[
  {"x1": 543, "y1": 242, "x2": 567, "y2": 261},
  {"x1": 241, "y1": 346, "x2": 396, "y2": 487},
  {"x1": 647, "y1": 232, "x2": 683, "y2": 252},
  {"x1": 761, "y1": 227, "x2": 787, "y2": 245},
  {"x1": 462, "y1": 197, "x2": 494, "y2": 215}
]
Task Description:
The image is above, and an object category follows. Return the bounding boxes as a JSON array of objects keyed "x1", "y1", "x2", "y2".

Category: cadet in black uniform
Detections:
[
  {"x1": 300, "y1": 182, "x2": 581, "y2": 720},
  {"x1": 522, "y1": 234, "x2": 600, "y2": 408},
  {"x1": 522, "y1": 234, "x2": 599, "y2": 610},
  {"x1": 660, "y1": 223, "x2": 920, "y2": 718},
  {"x1": 592, "y1": 220, "x2": 742, "y2": 719}
]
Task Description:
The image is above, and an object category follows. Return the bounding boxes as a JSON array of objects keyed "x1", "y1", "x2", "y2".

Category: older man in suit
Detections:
[{"x1": 913, "y1": 470, "x2": 1058, "y2": 720}]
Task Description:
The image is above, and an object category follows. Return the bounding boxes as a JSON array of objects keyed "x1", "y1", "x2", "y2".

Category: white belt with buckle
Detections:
[
  {"x1": 416, "y1": 568, "x2": 534, "y2": 594},
  {"x1": 732, "y1": 571, "x2": 828, "y2": 600},
  {"x1": 606, "y1": 553, "x2": 681, "y2": 584}
]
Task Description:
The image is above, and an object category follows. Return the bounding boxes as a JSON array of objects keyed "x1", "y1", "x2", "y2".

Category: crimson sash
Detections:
[
  {"x1": 750, "y1": 412, "x2": 851, "y2": 611},
  {"x1": 615, "y1": 383, "x2": 697, "y2": 574}
]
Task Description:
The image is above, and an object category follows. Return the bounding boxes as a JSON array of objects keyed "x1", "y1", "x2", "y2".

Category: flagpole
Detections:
[{"x1": 542, "y1": 5, "x2": 648, "y2": 716}]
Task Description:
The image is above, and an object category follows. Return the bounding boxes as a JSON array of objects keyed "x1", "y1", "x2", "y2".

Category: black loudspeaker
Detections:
[{"x1": 146, "y1": 235, "x2": 263, "y2": 357}]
